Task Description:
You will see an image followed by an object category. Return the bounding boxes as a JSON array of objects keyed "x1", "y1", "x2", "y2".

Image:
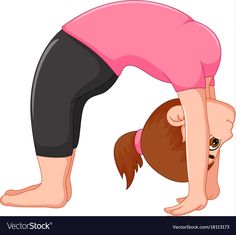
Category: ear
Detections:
[{"x1": 167, "y1": 105, "x2": 185, "y2": 127}]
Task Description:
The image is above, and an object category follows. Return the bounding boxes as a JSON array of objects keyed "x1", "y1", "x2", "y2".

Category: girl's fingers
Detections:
[
  {"x1": 176, "y1": 196, "x2": 187, "y2": 203},
  {"x1": 170, "y1": 199, "x2": 207, "y2": 216},
  {"x1": 164, "y1": 203, "x2": 183, "y2": 214},
  {"x1": 170, "y1": 202, "x2": 206, "y2": 216},
  {"x1": 170, "y1": 205, "x2": 196, "y2": 216}
]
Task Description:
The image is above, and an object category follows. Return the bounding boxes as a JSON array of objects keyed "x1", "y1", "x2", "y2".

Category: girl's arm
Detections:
[
  {"x1": 176, "y1": 81, "x2": 220, "y2": 204},
  {"x1": 165, "y1": 88, "x2": 209, "y2": 216},
  {"x1": 176, "y1": 153, "x2": 220, "y2": 203},
  {"x1": 205, "y1": 77, "x2": 216, "y2": 99},
  {"x1": 206, "y1": 81, "x2": 221, "y2": 199},
  {"x1": 206, "y1": 153, "x2": 220, "y2": 199}
]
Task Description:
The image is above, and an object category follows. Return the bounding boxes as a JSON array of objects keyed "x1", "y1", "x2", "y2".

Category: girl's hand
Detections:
[{"x1": 164, "y1": 193, "x2": 207, "y2": 216}]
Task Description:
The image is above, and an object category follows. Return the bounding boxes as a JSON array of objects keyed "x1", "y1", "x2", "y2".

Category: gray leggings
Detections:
[{"x1": 31, "y1": 30, "x2": 118, "y2": 157}]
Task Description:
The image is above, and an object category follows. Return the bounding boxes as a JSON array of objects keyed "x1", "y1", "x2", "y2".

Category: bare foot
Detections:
[
  {"x1": 1, "y1": 150, "x2": 76, "y2": 208},
  {"x1": 4, "y1": 180, "x2": 72, "y2": 202},
  {"x1": 0, "y1": 184, "x2": 67, "y2": 208},
  {"x1": 4, "y1": 184, "x2": 40, "y2": 196}
]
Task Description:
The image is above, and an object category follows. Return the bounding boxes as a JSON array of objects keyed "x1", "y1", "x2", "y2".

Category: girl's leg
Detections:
[
  {"x1": 3, "y1": 149, "x2": 76, "y2": 201},
  {"x1": 0, "y1": 31, "x2": 118, "y2": 207},
  {"x1": 65, "y1": 149, "x2": 76, "y2": 201}
]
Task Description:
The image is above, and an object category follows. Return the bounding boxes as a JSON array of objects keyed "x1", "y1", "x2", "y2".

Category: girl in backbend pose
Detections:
[{"x1": 1, "y1": 1, "x2": 234, "y2": 216}]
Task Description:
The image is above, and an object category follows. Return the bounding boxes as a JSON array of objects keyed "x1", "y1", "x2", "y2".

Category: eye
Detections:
[{"x1": 209, "y1": 137, "x2": 221, "y2": 151}]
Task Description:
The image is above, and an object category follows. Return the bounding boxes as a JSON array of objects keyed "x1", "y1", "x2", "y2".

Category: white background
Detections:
[{"x1": 0, "y1": 0, "x2": 235, "y2": 216}]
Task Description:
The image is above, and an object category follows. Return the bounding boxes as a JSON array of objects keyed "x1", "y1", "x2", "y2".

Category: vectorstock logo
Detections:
[{"x1": 7, "y1": 222, "x2": 52, "y2": 230}]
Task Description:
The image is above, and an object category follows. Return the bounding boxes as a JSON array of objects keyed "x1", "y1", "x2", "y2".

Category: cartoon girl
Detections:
[
  {"x1": 114, "y1": 98, "x2": 235, "y2": 214},
  {"x1": 0, "y1": 1, "x2": 234, "y2": 216}
]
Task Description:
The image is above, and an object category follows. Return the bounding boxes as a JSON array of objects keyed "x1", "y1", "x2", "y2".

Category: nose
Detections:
[{"x1": 209, "y1": 155, "x2": 215, "y2": 159}]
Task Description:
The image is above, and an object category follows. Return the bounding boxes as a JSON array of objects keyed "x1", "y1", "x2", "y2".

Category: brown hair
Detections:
[
  {"x1": 114, "y1": 131, "x2": 143, "y2": 189},
  {"x1": 114, "y1": 99, "x2": 188, "y2": 189}
]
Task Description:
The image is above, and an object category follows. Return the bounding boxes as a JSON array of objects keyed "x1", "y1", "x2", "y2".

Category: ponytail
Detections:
[{"x1": 114, "y1": 131, "x2": 143, "y2": 189}]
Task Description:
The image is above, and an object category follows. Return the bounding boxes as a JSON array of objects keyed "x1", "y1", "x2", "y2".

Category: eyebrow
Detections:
[{"x1": 226, "y1": 119, "x2": 234, "y2": 125}]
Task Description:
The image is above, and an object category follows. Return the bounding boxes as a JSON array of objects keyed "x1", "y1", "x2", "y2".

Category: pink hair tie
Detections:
[{"x1": 134, "y1": 129, "x2": 143, "y2": 155}]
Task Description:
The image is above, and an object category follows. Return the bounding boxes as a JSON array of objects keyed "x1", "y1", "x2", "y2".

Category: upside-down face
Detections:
[
  {"x1": 167, "y1": 99, "x2": 235, "y2": 169},
  {"x1": 206, "y1": 100, "x2": 235, "y2": 167},
  {"x1": 141, "y1": 99, "x2": 235, "y2": 182}
]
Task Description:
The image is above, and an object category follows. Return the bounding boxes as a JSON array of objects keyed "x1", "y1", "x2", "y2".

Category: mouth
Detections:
[{"x1": 208, "y1": 162, "x2": 214, "y2": 170}]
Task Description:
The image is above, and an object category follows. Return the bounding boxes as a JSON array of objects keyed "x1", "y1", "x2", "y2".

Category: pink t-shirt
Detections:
[{"x1": 63, "y1": 1, "x2": 221, "y2": 92}]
